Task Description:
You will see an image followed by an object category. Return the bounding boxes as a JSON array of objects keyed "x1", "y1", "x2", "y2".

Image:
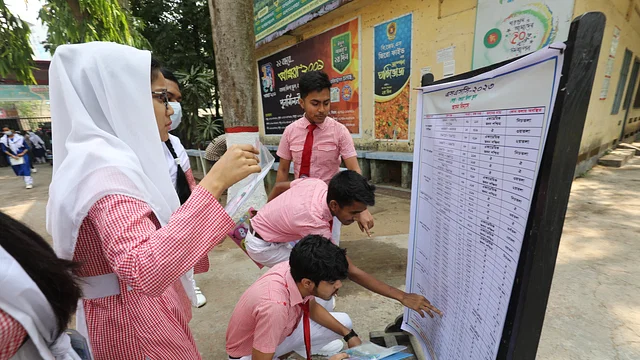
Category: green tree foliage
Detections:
[
  {"x1": 176, "y1": 65, "x2": 223, "y2": 147},
  {"x1": 1, "y1": 0, "x2": 148, "y2": 83},
  {"x1": 39, "y1": 0, "x2": 149, "y2": 52},
  {"x1": 131, "y1": 0, "x2": 222, "y2": 146},
  {"x1": 0, "y1": 0, "x2": 36, "y2": 84},
  {"x1": 197, "y1": 115, "x2": 224, "y2": 144},
  {"x1": 3, "y1": 0, "x2": 222, "y2": 149},
  {"x1": 0, "y1": 101, "x2": 40, "y2": 118}
]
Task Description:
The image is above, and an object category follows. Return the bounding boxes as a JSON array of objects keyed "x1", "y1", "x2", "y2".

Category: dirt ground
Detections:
[{"x1": 1, "y1": 157, "x2": 639, "y2": 359}]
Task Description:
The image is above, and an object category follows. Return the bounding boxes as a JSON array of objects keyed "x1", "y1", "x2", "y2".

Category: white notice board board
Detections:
[{"x1": 402, "y1": 44, "x2": 565, "y2": 360}]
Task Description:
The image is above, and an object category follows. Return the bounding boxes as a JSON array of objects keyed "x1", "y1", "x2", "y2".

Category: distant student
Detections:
[
  {"x1": 275, "y1": 71, "x2": 374, "y2": 242},
  {"x1": 246, "y1": 170, "x2": 441, "y2": 318},
  {"x1": 1, "y1": 127, "x2": 34, "y2": 189},
  {"x1": 27, "y1": 130, "x2": 47, "y2": 164},
  {"x1": 162, "y1": 68, "x2": 208, "y2": 308},
  {"x1": 226, "y1": 235, "x2": 362, "y2": 360}
]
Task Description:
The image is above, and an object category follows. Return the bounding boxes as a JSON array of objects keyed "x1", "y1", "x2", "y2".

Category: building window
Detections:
[{"x1": 612, "y1": 49, "x2": 632, "y2": 115}]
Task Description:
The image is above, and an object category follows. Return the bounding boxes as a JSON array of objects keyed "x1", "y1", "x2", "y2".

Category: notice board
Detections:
[
  {"x1": 403, "y1": 44, "x2": 565, "y2": 360},
  {"x1": 258, "y1": 18, "x2": 360, "y2": 135}
]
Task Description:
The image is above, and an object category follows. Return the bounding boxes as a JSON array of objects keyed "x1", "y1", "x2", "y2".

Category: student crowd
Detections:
[{"x1": 0, "y1": 42, "x2": 440, "y2": 360}]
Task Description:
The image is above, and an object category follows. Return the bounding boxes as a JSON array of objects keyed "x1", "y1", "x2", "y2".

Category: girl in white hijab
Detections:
[
  {"x1": 0, "y1": 129, "x2": 33, "y2": 189},
  {"x1": 46, "y1": 42, "x2": 260, "y2": 360}
]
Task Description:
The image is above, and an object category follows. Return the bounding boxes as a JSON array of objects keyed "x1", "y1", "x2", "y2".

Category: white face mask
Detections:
[{"x1": 169, "y1": 102, "x2": 182, "y2": 131}]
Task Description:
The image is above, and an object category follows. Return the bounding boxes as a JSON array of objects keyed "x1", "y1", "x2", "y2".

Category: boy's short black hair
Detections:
[
  {"x1": 299, "y1": 71, "x2": 332, "y2": 98},
  {"x1": 161, "y1": 68, "x2": 179, "y2": 85},
  {"x1": 150, "y1": 57, "x2": 162, "y2": 82},
  {"x1": 327, "y1": 170, "x2": 376, "y2": 208},
  {"x1": 290, "y1": 235, "x2": 348, "y2": 285}
]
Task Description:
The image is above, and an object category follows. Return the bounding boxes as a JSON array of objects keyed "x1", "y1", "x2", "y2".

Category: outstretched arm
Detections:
[{"x1": 346, "y1": 256, "x2": 442, "y2": 318}]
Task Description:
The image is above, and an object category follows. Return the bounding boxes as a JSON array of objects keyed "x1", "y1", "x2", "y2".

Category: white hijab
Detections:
[
  {"x1": 0, "y1": 246, "x2": 80, "y2": 360},
  {"x1": 5, "y1": 133, "x2": 25, "y2": 154},
  {"x1": 46, "y1": 42, "x2": 193, "y2": 299}
]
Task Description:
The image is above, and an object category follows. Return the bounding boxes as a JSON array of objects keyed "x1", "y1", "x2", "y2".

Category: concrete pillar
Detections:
[
  {"x1": 370, "y1": 160, "x2": 386, "y2": 184},
  {"x1": 401, "y1": 162, "x2": 412, "y2": 189},
  {"x1": 358, "y1": 157, "x2": 371, "y2": 180}
]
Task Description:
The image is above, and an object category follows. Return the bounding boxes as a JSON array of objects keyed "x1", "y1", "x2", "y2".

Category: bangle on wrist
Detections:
[{"x1": 343, "y1": 329, "x2": 358, "y2": 343}]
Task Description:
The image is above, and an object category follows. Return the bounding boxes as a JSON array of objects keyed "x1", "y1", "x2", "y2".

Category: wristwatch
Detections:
[{"x1": 343, "y1": 329, "x2": 358, "y2": 342}]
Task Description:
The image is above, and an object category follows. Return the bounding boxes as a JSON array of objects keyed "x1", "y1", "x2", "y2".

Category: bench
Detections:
[
  {"x1": 362, "y1": 151, "x2": 413, "y2": 188},
  {"x1": 185, "y1": 149, "x2": 209, "y2": 175}
]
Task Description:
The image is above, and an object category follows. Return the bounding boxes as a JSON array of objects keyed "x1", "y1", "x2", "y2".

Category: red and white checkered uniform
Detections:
[
  {"x1": 73, "y1": 169, "x2": 234, "y2": 360},
  {"x1": 0, "y1": 309, "x2": 27, "y2": 360},
  {"x1": 186, "y1": 170, "x2": 210, "y2": 274}
]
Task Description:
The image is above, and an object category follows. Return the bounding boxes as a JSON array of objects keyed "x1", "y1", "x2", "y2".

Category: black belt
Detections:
[
  {"x1": 228, "y1": 356, "x2": 241, "y2": 359},
  {"x1": 248, "y1": 224, "x2": 263, "y2": 240}
]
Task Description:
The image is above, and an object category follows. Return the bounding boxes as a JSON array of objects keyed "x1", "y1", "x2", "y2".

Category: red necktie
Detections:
[
  {"x1": 301, "y1": 301, "x2": 312, "y2": 360},
  {"x1": 299, "y1": 123, "x2": 317, "y2": 177}
]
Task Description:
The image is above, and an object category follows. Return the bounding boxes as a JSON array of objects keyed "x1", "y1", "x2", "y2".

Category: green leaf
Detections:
[{"x1": 0, "y1": 2, "x2": 36, "y2": 83}]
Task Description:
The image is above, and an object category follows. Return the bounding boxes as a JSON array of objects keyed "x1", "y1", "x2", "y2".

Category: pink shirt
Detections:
[
  {"x1": 277, "y1": 116, "x2": 357, "y2": 183},
  {"x1": 226, "y1": 262, "x2": 314, "y2": 357},
  {"x1": 251, "y1": 178, "x2": 333, "y2": 243}
]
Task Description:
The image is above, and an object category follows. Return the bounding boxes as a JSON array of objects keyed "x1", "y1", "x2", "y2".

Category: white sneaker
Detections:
[
  {"x1": 31, "y1": 168, "x2": 37, "y2": 173},
  {"x1": 26, "y1": 184, "x2": 33, "y2": 189},
  {"x1": 194, "y1": 287, "x2": 207, "y2": 308},
  {"x1": 314, "y1": 339, "x2": 344, "y2": 356}
]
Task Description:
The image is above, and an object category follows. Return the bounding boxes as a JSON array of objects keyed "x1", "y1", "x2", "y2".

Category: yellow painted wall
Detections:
[{"x1": 256, "y1": 0, "x2": 640, "y2": 158}]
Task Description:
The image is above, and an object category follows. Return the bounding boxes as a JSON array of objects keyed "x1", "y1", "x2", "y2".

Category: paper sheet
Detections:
[
  {"x1": 403, "y1": 44, "x2": 565, "y2": 360},
  {"x1": 224, "y1": 142, "x2": 275, "y2": 217}
]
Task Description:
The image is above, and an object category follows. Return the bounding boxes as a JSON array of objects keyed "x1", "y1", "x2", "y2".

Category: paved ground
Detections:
[{"x1": 1, "y1": 158, "x2": 639, "y2": 359}]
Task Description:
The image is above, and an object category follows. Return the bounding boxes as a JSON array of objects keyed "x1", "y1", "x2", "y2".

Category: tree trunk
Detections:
[
  {"x1": 207, "y1": 0, "x2": 258, "y2": 128},
  {"x1": 207, "y1": 0, "x2": 266, "y2": 220}
]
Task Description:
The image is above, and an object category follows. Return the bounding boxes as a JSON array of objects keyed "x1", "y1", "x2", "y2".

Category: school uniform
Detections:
[
  {"x1": 246, "y1": 178, "x2": 333, "y2": 268},
  {"x1": 164, "y1": 134, "x2": 210, "y2": 295},
  {"x1": 225, "y1": 262, "x2": 351, "y2": 360},
  {"x1": 47, "y1": 42, "x2": 235, "y2": 360},
  {"x1": 0, "y1": 135, "x2": 32, "y2": 186},
  {"x1": 28, "y1": 132, "x2": 47, "y2": 163},
  {"x1": 277, "y1": 115, "x2": 357, "y2": 245}
]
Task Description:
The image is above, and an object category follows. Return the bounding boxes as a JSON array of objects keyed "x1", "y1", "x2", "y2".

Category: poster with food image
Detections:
[
  {"x1": 374, "y1": 13, "x2": 412, "y2": 140},
  {"x1": 258, "y1": 18, "x2": 360, "y2": 135},
  {"x1": 472, "y1": 0, "x2": 575, "y2": 69}
]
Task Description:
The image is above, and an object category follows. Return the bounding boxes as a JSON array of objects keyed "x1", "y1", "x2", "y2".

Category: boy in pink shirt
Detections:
[
  {"x1": 226, "y1": 235, "x2": 361, "y2": 360},
  {"x1": 275, "y1": 71, "x2": 374, "y2": 240},
  {"x1": 247, "y1": 171, "x2": 372, "y2": 265},
  {"x1": 246, "y1": 170, "x2": 441, "y2": 319}
]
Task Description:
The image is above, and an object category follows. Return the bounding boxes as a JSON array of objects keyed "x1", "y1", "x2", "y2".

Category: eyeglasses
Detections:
[{"x1": 152, "y1": 90, "x2": 169, "y2": 110}]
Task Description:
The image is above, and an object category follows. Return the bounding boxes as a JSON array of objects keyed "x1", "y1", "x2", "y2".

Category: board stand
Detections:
[
  {"x1": 384, "y1": 12, "x2": 605, "y2": 360},
  {"x1": 370, "y1": 315, "x2": 418, "y2": 359}
]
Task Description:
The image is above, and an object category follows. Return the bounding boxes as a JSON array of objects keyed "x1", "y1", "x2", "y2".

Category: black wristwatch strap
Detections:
[{"x1": 343, "y1": 329, "x2": 358, "y2": 342}]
